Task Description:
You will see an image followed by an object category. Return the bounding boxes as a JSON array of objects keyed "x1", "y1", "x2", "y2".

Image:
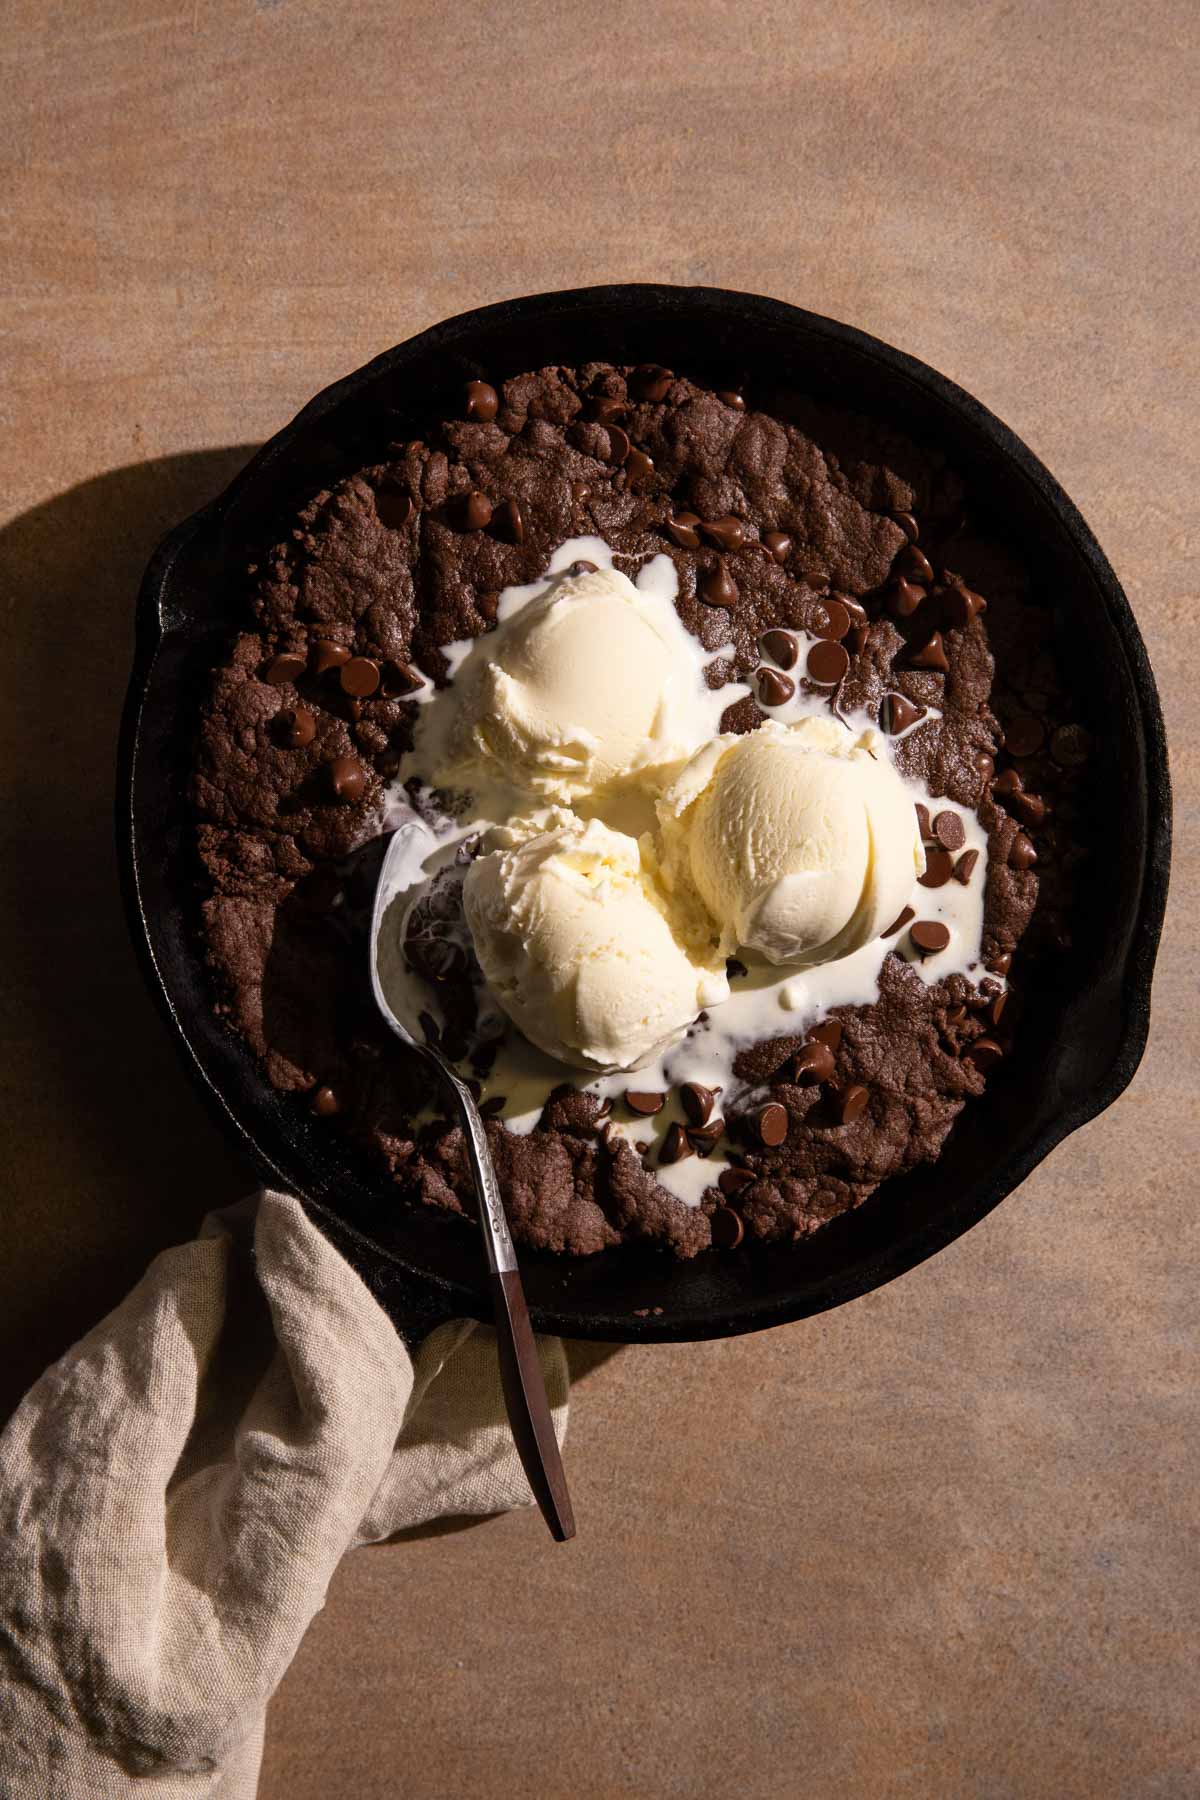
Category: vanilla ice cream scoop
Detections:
[
  {"x1": 463, "y1": 812, "x2": 729, "y2": 1071},
  {"x1": 659, "y1": 718, "x2": 925, "y2": 966},
  {"x1": 445, "y1": 563, "x2": 714, "y2": 801}
]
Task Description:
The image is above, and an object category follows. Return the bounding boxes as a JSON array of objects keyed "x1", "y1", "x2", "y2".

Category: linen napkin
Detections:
[{"x1": 0, "y1": 1189, "x2": 569, "y2": 1799}]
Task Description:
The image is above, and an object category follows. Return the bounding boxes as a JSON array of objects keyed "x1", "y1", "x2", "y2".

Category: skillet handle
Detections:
[
  {"x1": 389, "y1": 1305, "x2": 461, "y2": 1355},
  {"x1": 490, "y1": 1269, "x2": 576, "y2": 1543},
  {"x1": 294, "y1": 1199, "x2": 459, "y2": 1353}
]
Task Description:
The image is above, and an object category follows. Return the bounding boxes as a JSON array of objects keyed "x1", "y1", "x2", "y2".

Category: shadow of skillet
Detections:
[
  {"x1": 0, "y1": 451, "x2": 625, "y2": 1441},
  {"x1": 0, "y1": 451, "x2": 260, "y2": 1426}
]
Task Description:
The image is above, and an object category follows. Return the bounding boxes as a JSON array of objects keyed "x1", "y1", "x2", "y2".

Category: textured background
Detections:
[{"x1": 3, "y1": 1, "x2": 1197, "y2": 1794}]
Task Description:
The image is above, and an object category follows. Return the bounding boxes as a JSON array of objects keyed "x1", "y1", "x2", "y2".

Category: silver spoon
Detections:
[{"x1": 369, "y1": 820, "x2": 575, "y2": 1543}]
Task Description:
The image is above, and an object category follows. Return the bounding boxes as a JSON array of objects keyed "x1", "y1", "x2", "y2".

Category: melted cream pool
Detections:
[{"x1": 377, "y1": 538, "x2": 992, "y2": 1207}]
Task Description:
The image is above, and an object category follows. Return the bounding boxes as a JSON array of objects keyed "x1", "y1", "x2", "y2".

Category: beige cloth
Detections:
[{"x1": 0, "y1": 1190, "x2": 569, "y2": 1798}]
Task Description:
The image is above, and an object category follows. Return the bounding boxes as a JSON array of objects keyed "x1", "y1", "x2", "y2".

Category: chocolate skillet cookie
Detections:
[{"x1": 192, "y1": 364, "x2": 1094, "y2": 1259}]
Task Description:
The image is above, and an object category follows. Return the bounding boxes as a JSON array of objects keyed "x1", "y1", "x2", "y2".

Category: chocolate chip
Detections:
[
  {"x1": 710, "y1": 1205, "x2": 745, "y2": 1249},
  {"x1": 965, "y1": 1037, "x2": 1004, "y2": 1072},
  {"x1": 986, "y1": 951, "x2": 1012, "y2": 977},
  {"x1": 834, "y1": 1084, "x2": 869, "y2": 1125},
  {"x1": 953, "y1": 848, "x2": 980, "y2": 884},
  {"x1": 1011, "y1": 790, "x2": 1048, "y2": 829},
  {"x1": 263, "y1": 652, "x2": 307, "y2": 686},
  {"x1": 699, "y1": 561, "x2": 738, "y2": 608},
  {"x1": 809, "y1": 1019, "x2": 843, "y2": 1051},
  {"x1": 881, "y1": 905, "x2": 915, "y2": 938},
  {"x1": 890, "y1": 510, "x2": 919, "y2": 542},
  {"x1": 632, "y1": 364, "x2": 673, "y2": 402},
  {"x1": 946, "y1": 1005, "x2": 968, "y2": 1027},
  {"x1": 374, "y1": 488, "x2": 414, "y2": 530},
  {"x1": 625, "y1": 1090, "x2": 666, "y2": 1116},
  {"x1": 459, "y1": 491, "x2": 493, "y2": 531},
  {"x1": 589, "y1": 395, "x2": 626, "y2": 424},
  {"x1": 625, "y1": 447, "x2": 655, "y2": 485},
  {"x1": 570, "y1": 480, "x2": 591, "y2": 503},
  {"x1": 328, "y1": 755, "x2": 367, "y2": 802},
  {"x1": 851, "y1": 624, "x2": 871, "y2": 655},
  {"x1": 793, "y1": 1041, "x2": 835, "y2": 1085},
  {"x1": 700, "y1": 515, "x2": 747, "y2": 552},
  {"x1": 910, "y1": 631, "x2": 949, "y2": 672},
  {"x1": 915, "y1": 802, "x2": 933, "y2": 841},
  {"x1": 1009, "y1": 832, "x2": 1037, "y2": 870},
  {"x1": 480, "y1": 1095, "x2": 507, "y2": 1119},
  {"x1": 405, "y1": 934, "x2": 466, "y2": 983},
  {"x1": 918, "y1": 849, "x2": 954, "y2": 888},
  {"x1": 888, "y1": 578, "x2": 926, "y2": 619},
  {"x1": 756, "y1": 1102, "x2": 788, "y2": 1148},
  {"x1": 718, "y1": 1166, "x2": 754, "y2": 1196},
  {"x1": 763, "y1": 530, "x2": 792, "y2": 563},
  {"x1": 933, "y1": 810, "x2": 966, "y2": 851},
  {"x1": 910, "y1": 919, "x2": 951, "y2": 956},
  {"x1": 758, "y1": 629, "x2": 797, "y2": 670},
  {"x1": 310, "y1": 1085, "x2": 340, "y2": 1118},
  {"x1": 993, "y1": 768, "x2": 1024, "y2": 798},
  {"x1": 666, "y1": 511, "x2": 702, "y2": 550},
  {"x1": 756, "y1": 667, "x2": 796, "y2": 707},
  {"x1": 1005, "y1": 716, "x2": 1045, "y2": 758},
  {"x1": 568, "y1": 561, "x2": 598, "y2": 577},
  {"x1": 976, "y1": 752, "x2": 995, "y2": 785},
  {"x1": 687, "y1": 1119, "x2": 725, "y2": 1157},
  {"x1": 896, "y1": 544, "x2": 934, "y2": 584},
  {"x1": 717, "y1": 389, "x2": 746, "y2": 410},
  {"x1": 680, "y1": 1082, "x2": 716, "y2": 1126},
  {"x1": 492, "y1": 497, "x2": 525, "y2": 543},
  {"x1": 311, "y1": 640, "x2": 351, "y2": 676},
  {"x1": 278, "y1": 706, "x2": 316, "y2": 748},
  {"x1": 807, "y1": 640, "x2": 850, "y2": 685},
  {"x1": 464, "y1": 379, "x2": 499, "y2": 422},
  {"x1": 985, "y1": 990, "x2": 1008, "y2": 1029},
  {"x1": 838, "y1": 595, "x2": 868, "y2": 627},
  {"x1": 814, "y1": 600, "x2": 851, "y2": 642},
  {"x1": 881, "y1": 693, "x2": 923, "y2": 734},
  {"x1": 942, "y1": 583, "x2": 985, "y2": 629},
  {"x1": 382, "y1": 659, "x2": 425, "y2": 696},
  {"x1": 1050, "y1": 724, "x2": 1092, "y2": 769},
  {"x1": 660, "y1": 1121, "x2": 693, "y2": 1164},
  {"x1": 340, "y1": 656, "x2": 381, "y2": 698},
  {"x1": 604, "y1": 424, "x2": 631, "y2": 465}
]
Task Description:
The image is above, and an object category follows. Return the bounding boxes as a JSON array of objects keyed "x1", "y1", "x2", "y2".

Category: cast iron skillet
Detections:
[{"x1": 117, "y1": 284, "x2": 1170, "y2": 1344}]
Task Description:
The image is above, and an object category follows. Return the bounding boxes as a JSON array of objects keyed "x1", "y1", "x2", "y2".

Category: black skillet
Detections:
[{"x1": 117, "y1": 284, "x2": 1171, "y2": 1345}]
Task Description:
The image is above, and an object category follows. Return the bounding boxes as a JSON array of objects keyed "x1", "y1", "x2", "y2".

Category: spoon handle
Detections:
[
  {"x1": 450, "y1": 1073, "x2": 575, "y2": 1542},
  {"x1": 491, "y1": 1269, "x2": 576, "y2": 1543},
  {"x1": 451, "y1": 1072, "x2": 518, "y2": 1275}
]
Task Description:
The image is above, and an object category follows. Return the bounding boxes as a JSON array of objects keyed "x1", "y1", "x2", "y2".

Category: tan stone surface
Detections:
[{"x1": 2, "y1": 0, "x2": 1197, "y2": 1793}]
